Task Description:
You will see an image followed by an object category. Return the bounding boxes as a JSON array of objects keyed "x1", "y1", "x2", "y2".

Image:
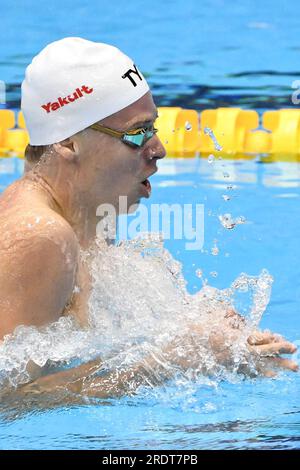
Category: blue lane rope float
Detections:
[{"x1": 1, "y1": 107, "x2": 300, "y2": 160}]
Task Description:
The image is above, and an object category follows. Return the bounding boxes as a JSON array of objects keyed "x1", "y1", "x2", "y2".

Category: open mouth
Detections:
[{"x1": 141, "y1": 178, "x2": 151, "y2": 196}]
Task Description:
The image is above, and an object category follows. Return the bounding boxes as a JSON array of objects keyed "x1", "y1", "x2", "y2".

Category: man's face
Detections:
[{"x1": 77, "y1": 91, "x2": 166, "y2": 212}]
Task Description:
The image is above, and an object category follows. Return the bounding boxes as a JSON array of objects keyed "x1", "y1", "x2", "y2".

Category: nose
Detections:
[{"x1": 143, "y1": 134, "x2": 166, "y2": 161}]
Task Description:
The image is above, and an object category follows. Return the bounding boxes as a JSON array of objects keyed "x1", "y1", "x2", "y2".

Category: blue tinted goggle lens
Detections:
[
  {"x1": 122, "y1": 129, "x2": 158, "y2": 148},
  {"x1": 122, "y1": 133, "x2": 145, "y2": 147}
]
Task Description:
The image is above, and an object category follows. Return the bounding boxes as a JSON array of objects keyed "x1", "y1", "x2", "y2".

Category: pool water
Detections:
[
  {"x1": 0, "y1": 155, "x2": 299, "y2": 450},
  {"x1": 1, "y1": 0, "x2": 300, "y2": 450},
  {"x1": 1, "y1": 0, "x2": 300, "y2": 111}
]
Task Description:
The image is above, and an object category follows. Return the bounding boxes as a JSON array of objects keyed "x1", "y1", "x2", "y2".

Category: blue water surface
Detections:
[
  {"x1": 0, "y1": 156, "x2": 299, "y2": 450},
  {"x1": 1, "y1": 0, "x2": 300, "y2": 109}
]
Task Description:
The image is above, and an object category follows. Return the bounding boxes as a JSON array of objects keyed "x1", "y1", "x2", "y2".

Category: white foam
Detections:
[{"x1": 0, "y1": 234, "x2": 273, "y2": 389}]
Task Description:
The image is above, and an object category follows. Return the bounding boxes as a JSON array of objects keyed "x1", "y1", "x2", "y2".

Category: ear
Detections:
[{"x1": 53, "y1": 137, "x2": 80, "y2": 162}]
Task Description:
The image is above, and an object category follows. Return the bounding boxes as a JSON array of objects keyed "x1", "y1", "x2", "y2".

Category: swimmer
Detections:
[{"x1": 0, "y1": 38, "x2": 297, "y2": 398}]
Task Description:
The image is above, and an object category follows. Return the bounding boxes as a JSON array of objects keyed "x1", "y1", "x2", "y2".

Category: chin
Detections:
[
  {"x1": 127, "y1": 201, "x2": 140, "y2": 214},
  {"x1": 116, "y1": 195, "x2": 141, "y2": 215}
]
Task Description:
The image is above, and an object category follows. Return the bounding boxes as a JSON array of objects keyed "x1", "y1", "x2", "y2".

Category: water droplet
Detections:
[
  {"x1": 195, "y1": 269, "x2": 203, "y2": 278},
  {"x1": 236, "y1": 216, "x2": 246, "y2": 224},
  {"x1": 219, "y1": 213, "x2": 235, "y2": 229},
  {"x1": 219, "y1": 213, "x2": 246, "y2": 229},
  {"x1": 185, "y1": 121, "x2": 192, "y2": 131},
  {"x1": 211, "y1": 242, "x2": 219, "y2": 256},
  {"x1": 203, "y1": 127, "x2": 223, "y2": 151},
  {"x1": 208, "y1": 154, "x2": 215, "y2": 163}
]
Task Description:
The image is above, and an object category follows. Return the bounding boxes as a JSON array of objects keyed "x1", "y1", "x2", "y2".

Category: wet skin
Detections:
[
  {"x1": 0, "y1": 91, "x2": 297, "y2": 391},
  {"x1": 0, "y1": 91, "x2": 165, "y2": 338}
]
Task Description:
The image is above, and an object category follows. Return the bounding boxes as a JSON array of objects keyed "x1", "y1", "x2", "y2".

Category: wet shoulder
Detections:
[
  {"x1": 0, "y1": 198, "x2": 80, "y2": 336},
  {"x1": 0, "y1": 194, "x2": 79, "y2": 268}
]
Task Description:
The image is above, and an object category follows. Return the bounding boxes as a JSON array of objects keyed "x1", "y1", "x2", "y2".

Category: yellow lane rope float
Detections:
[{"x1": 1, "y1": 107, "x2": 300, "y2": 160}]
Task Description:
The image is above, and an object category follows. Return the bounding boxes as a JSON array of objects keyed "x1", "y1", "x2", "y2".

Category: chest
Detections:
[{"x1": 63, "y1": 256, "x2": 92, "y2": 327}]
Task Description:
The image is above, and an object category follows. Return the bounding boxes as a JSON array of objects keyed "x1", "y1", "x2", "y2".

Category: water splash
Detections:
[
  {"x1": 220, "y1": 270, "x2": 274, "y2": 328},
  {"x1": 204, "y1": 127, "x2": 223, "y2": 151},
  {"x1": 0, "y1": 235, "x2": 273, "y2": 391},
  {"x1": 219, "y1": 213, "x2": 246, "y2": 230}
]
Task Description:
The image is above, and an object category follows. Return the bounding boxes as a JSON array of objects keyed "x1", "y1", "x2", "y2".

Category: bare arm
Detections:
[
  {"x1": 7, "y1": 267, "x2": 297, "y2": 399},
  {"x1": 18, "y1": 320, "x2": 298, "y2": 400},
  {"x1": 0, "y1": 214, "x2": 78, "y2": 338}
]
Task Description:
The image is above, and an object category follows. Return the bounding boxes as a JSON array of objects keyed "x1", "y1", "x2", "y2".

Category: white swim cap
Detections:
[{"x1": 21, "y1": 37, "x2": 150, "y2": 145}]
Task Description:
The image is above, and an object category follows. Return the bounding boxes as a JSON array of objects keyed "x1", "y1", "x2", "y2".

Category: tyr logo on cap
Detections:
[
  {"x1": 122, "y1": 64, "x2": 143, "y2": 87},
  {"x1": 41, "y1": 85, "x2": 94, "y2": 113}
]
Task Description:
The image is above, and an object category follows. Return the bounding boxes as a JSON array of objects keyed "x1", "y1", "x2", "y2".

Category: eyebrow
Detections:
[{"x1": 125, "y1": 111, "x2": 159, "y2": 131}]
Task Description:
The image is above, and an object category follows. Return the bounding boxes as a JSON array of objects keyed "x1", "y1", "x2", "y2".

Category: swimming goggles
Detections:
[{"x1": 90, "y1": 122, "x2": 158, "y2": 148}]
